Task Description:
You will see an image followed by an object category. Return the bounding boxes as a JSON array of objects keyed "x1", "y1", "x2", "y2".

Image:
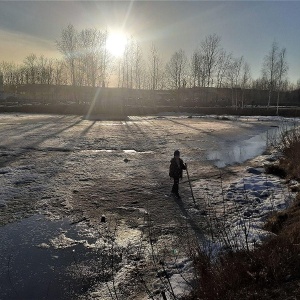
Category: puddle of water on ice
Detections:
[
  {"x1": 79, "y1": 149, "x2": 153, "y2": 154},
  {"x1": 0, "y1": 215, "x2": 99, "y2": 300},
  {"x1": 123, "y1": 149, "x2": 153, "y2": 154},
  {"x1": 123, "y1": 149, "x2": 137, "y2": 154},
  {"x1": 207, "y1": 125, "x2": 283, "y2": 168}
]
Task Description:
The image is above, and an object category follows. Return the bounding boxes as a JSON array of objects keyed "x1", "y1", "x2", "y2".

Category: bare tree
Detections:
[
  {"x1": 148, "y1": 44, "x2": 160, "y2": 90},
  {"x1": 252, "y1": 77, "x2": 268, "y2": 90},
  {"x1": 191, "y1": 51, "x2": 199, "y2": 88},
  {"x1": 165, "y1": 49, "x2": 187, "y2": 89},
  {"x1": 262, "y1": 41, "x2": 279, "y2": 108},
  {"x1": 227, "y1": 56, "x2": 243, "y2": 107},
  {"x1": 56, "y1": 24, "x2": 78, "y2": 86},
  {"x1": 0, "y1": 61, "x2": 18, "y2": 85},
  {"x1": 240, "y1": 62, "x2": 251, "y2": 108},
  {"x1": 262, "y1": 41, "x2": 289, "y2": 109},
  {"x1": 46, "y1": 58, "x2": 55, "y2": 85},
  {"x1": 275, "y1": 48, "x2": 288, "y2": 114},
  {"x1": 117, "y1": 38, "x2": 145, "y2": 89},
  {"x1": 216, "y1": 50, "x2": 232, "y2": 88},
  {"x1": 77, "y1": 28, "x2": 109, "y2": 87},
  {"x1": 190, "y1": 50, "x2": 206, "y2": 87},
  {"x1": 120, "y1": 38, "x2": 132, "y2": 88},
  {"x1": 201, "y1": 34, "x2": 221, "y2": 87},
  {"x1": 36, "y1": 55, "x2": 49, "y2": 84},
  {"x1": 23, "y1": 54, "x2": 38, "y2": 84},
  {"x1": 133, "y1": 42, "x2": 144, "y2": 89},
  {"x1": 116, "y1": 57, "x2": 122, "y2": 88},
  {"x1": 53, "y1": 59, "x2": 68, "y2": 85}
]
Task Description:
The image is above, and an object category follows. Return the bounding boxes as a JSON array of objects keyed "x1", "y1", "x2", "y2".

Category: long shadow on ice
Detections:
[
  {"x1": 172, "y1": 195, "x2": 204, "y2": 241},
  {"x1": 0, "y1": 117, "x2": 83, "y2": 168}
]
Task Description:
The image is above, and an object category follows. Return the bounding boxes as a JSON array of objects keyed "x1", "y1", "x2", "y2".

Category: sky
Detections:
[{"x1": 0, "y1": 0, "x2": 300, "y2": 83}]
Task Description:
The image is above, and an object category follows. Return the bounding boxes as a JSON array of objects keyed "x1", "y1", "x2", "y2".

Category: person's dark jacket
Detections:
[{"x1": 169, "y1": 157, "x2": 186, "y2": 179}]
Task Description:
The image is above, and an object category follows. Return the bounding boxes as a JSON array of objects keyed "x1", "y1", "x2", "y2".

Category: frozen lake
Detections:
[{"x1": 0, "y1": 113, "x2": 297, "y2": 299}]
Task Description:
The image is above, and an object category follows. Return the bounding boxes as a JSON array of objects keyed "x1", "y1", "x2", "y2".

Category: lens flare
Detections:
[{"x1": 106, "y1": 32, "x2": 127, "y2": 57}]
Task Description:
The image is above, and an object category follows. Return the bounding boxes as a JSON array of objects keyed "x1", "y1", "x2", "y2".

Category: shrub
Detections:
[
  {"x1": 184, "y1": 234, "x2": 300, "y2": 300},
  {"x1": 277, "y1": 126, "x2": 300, "y2": 180}
]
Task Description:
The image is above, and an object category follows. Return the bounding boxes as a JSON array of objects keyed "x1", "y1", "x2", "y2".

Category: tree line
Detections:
[{"x1": 0, "y1": 25, "x2": 299, "y2": 98}]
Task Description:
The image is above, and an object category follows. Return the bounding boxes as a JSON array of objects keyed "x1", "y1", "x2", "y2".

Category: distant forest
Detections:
[{"x1": 1, "y1": 24, "x2": 300, "y2": 109}]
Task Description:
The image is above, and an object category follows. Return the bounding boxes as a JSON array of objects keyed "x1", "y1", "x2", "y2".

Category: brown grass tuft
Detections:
[{"x1": 184, "y1": 234, "x2": 300, "y2": 300}]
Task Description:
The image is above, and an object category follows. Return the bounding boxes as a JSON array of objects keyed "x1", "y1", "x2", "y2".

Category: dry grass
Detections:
[
  {"x1": 279, "y1": 143, "x2": 300, "y2": 180},
  {"x1": 277, "y1": 127, "x2": 300, "y2": 180},
  {"x1": 184, "y1": 229, "x2": 300, "y2": 299},
  {"x1": 265, "y1": 194, "x2": 300, "y2": 244}
]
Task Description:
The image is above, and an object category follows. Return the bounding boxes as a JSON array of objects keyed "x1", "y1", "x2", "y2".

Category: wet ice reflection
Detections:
[
  {"x1": 0, "y1": 215, "x2": 98, "y2": 300},
  {"x1": 207, "y1": 127, "x2": 279, "y2": 168}
]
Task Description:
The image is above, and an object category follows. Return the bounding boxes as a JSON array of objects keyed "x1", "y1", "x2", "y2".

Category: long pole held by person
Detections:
[{"x1": 185, "y1": 163, "x2": 196, "y2": 206}]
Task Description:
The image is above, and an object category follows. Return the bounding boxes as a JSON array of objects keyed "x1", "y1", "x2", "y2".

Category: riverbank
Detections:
[
  {"x1": 1, "y1": 104, "x2": 300, "y2": 118},
  {"x1": 183, "y1": 128, "x2": 300, "y2": 300}
]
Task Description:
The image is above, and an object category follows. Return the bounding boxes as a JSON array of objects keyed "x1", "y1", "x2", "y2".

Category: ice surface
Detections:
[{"x1": 0, "y1": 113, "x2": 299, "y2": 299}]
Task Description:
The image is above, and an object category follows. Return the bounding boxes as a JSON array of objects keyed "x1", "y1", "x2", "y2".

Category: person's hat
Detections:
[{"x1": 174, "y1": 150, "x2": 180, "y2": 156}]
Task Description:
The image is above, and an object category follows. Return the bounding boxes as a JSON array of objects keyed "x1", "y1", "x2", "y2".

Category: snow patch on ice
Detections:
[
  {"x1": 206, "y1": 168, "x2": 295, "y2": 251},
  {"x1": 50, "y1": 233, "x2": 86, "y2": 249}
]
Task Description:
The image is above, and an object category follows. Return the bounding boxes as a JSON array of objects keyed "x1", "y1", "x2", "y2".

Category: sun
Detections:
[{"x1": 106, "y1": 31, "x2": 127, "y2": 57}]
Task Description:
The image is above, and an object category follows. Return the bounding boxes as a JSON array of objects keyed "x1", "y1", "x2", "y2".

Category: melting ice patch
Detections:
[
  {"x1": 208, "y1": 131, "x2": 271, "y2": 167},
  {"x1": 207, "y1": 121, "x2": 297, "y2": 168}
]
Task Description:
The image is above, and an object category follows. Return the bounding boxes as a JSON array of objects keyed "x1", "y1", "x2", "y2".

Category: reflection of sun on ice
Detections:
[{"x1": 106, "y1": 32, "x2": 127, "y2": 57}]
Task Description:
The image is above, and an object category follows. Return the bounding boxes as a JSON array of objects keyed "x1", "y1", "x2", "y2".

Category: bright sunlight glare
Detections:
[{"x1": 106, "y1": 32, "x2": 127, "y2": 57}]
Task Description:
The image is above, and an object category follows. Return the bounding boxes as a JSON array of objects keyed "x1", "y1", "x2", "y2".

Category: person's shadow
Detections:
[{"x1": 172, "y1": 193, "x2": 204, "y2": 241}]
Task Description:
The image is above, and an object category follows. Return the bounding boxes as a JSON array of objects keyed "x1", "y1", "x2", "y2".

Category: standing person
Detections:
[{"x1": 169, "y1": 150, "x2": 186, "y2": 198}]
